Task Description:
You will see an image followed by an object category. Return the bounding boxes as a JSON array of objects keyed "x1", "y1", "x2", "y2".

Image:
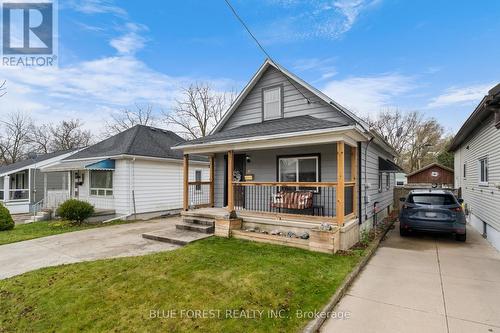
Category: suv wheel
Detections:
[
  {"x1": 400, "y1": 227, "x2": 409, "y2": 237},
  {"x1": 455, "y1": 233, "x2": 466, "y2": 242}
]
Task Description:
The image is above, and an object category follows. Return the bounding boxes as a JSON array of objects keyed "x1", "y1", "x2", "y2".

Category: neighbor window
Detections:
[
  {"x1": 90, "y1": 170, "x2": 113, "y2": 196},
  {"x1": 263, "y1": 86, "x2": 282, "y2": 121},
  {"x1": 378, "y1": 172, "x2": 383, "y2": 192},
  {"x1": 386, "y1": 173, "x2": 390, "y2": 190},
  {"x1": 278, "y1": 155, "x2": 318, "y2": 191},
  {"x1": 479, "y1": 157, "x2": 488, "y2": 185},
  {"x1": 463, "y1": 163, "x2": 466, "y2": 178},
  {"x1": 195, "y1": 170, "x2": 202, "y2": 191}
]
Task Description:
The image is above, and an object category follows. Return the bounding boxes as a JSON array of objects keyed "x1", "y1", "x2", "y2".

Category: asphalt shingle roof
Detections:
[
  {"x1": 66, "y1": 125, "x2": 206, "y2": 161},
  {"x1": 180, "y1": 115, "x2": 349, "y2": 146},
  {"x1": 0, "y1": 149, "x2": 76, "y2": 175}
]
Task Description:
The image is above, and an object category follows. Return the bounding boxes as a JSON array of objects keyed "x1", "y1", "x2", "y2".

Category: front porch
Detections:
[{"x1": 181, "y1": 141, "x2": 361, "y2": 253}]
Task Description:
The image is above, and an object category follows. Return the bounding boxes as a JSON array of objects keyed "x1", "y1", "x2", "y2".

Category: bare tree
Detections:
[
  {"x1": 163, "y1": 83, "x2": 236, "y2": 139},
  {"x1": 50, "y1": 119, "x2": 92, "y2": 151},
  {"x1": 0, "y1": 112, "x2": 32, "y2": 164},
  {"x1": 366, "y1": 108, "x2": 443, "y2": 172},
  {"x1": 404, "y1": 119, "x2": 443, "y2": 171},
  {"x1": 104, "y1": 104, "x2": 156, "y2": 136},
  {"x1": 0, "y1": 80, "x2": 6, "y2": 98},
  {"x1": 28, "y1": 123, "x2": 52, "y2": 154}
]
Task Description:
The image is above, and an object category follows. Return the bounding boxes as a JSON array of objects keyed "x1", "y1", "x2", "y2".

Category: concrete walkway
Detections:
[
  {"x1": 0, "y1": 217, "x2": 183, "y2": 279},
  {"x1": 321, "y1": 223, "x2": 500, "y2": 333}
]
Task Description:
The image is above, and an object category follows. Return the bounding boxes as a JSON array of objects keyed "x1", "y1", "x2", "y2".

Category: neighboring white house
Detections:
[
  {"x1": 0, "y1": 149, "x2": 77, "y2": 214},
  {"x1": 449, "y1": 83, "x2": 500, "y2": 251},
  {"x1": 41, "y1": 125, "x2": 209, "y2": 220}
]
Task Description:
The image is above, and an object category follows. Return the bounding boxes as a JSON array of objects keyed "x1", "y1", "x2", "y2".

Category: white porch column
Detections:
[
  {"x1": 28, "y1": 168, "x2": 32, "y2": 203},
  {"x1": 3, "y1": 176, "x2": 8, "y2": 202},
  {"x1": 43, "y1": 173, "x2": 48, "y2": 204},
  {"x1": 67, "y1": 171, "x2": 72, "y2": 197}
]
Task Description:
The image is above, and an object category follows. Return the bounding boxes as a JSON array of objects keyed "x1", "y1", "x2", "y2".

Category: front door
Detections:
[{"x1": 223, "y1": 154, "x2": 246, "y2": 208}]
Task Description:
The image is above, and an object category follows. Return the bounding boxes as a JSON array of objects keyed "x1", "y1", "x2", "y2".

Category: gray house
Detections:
[
  {"x1": 449, "y1": 83, "x2": 500, "y2": 251},
  {"x1": 0, "y1": 149, "x2": 77, "y2": 215},
  {"x1": 173, "y1": 59, "x2": 401, "y2": 252}
]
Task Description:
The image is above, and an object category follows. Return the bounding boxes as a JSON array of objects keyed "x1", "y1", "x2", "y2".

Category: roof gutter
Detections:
[{"x1": 173, "y1": 125, "x2": 364, "y2": 151}]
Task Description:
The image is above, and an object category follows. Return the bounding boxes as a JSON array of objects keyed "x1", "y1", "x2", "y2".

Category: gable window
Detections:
[
  {"x1": 90, "y1": 170, "x2": 113, "y2": 196},
  {"x1": 263, "y1": 86, "x2": 282, "y2": 121},
  {"x1": 479, "y1": 157, "x2": 488, "y2": 185},
  {"x1": 278, "y1": 155, "x2": 319, "y2": 191},
  {"x1": 386, "y1": 173, "x2": 390, "y2": 190},
  {"x1": 195, "y1": 170, "x2": 202, "y2": 191}
]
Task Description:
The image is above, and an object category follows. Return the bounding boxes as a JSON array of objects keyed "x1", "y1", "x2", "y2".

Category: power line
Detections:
[{"x1": 223, "y1": 0, "x2": 311, "y2": 104}]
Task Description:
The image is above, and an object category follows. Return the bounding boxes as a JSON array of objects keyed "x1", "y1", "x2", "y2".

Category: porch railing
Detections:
[
  {"x1": 234, "y1": 182, "x2": 350, "y2": 219},
  {"x1": 8, "y1": 189, "x2": 29, "y2": 201},
  {"x1": 188, "y1": 181, "x2": 211, "y2": 208}
]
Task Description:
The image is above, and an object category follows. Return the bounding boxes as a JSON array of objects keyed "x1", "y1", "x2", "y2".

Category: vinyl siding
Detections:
[
  {"x1": 360, "y1": 142, "x2": 395, "y2": 223},
  {"x1": 220, "y1": 67, "x2": 352, "y2": 131},
  {"x1": 454, "y1": 115, "x2": 500, "y2": 231},
  {"x1": 130, "y1": 159, "x2": 209, "y2": 214}
]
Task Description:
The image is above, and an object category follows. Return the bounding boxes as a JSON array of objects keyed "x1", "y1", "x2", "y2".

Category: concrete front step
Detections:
[
  {"x1": 142, "y1": 229, "x2": 212, "y2": 246},
  {"x1": 176, "y1": 222, "x2": 214, "y2": 234},
  {"x1": 182, "y1": 217, "x2": 214, "y2": 226}
]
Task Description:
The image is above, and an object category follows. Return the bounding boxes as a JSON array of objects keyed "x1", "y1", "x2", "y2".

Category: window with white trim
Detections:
[
  {"x1": 479, "y1": 157, "x2": 488, "y2": 185},
  {"x1": 278, "y1": 155, "x2": 318, "y2": 191},
  {"x1": 263, "y1": 86, "x2": 282, "y2": 121},
  {"x1": 90, "y1": 170, "x2": 113, "y2": 196},
  {"x1": 463, "y1": 163, "x2": 466, "y2": 178}
]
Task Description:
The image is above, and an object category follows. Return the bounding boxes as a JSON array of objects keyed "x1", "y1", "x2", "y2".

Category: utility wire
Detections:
[{"x1": 223, "y1": 0, "x2": 312, "y2": 104}]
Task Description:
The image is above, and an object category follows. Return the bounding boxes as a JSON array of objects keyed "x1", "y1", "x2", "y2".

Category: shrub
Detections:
[
  {"x1": 0, "y1": 203, "x2": 14, "y2": 231},
  {"x1": 56, "y1": 199, "x2": 94, "y2": 225}
]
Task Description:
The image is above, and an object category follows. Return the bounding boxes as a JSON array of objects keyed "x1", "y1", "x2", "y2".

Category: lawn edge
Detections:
[
  {"x1": 0, "y1": 219, "x2": 138, "y2": 246},
  {"x1": 301, "y1": 219, "x2": 396, "y2": 333}
]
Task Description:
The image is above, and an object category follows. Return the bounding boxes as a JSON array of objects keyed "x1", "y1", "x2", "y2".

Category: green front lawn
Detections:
[
  {"x1": 0, "y1": 237, "x2": 364, "y2": 332},
  {"x1": 0, "y1": 219, "x2": 133, "y2": 246}
]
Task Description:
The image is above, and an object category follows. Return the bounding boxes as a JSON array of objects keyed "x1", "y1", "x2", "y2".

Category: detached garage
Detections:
[{"x1": 406, "y1": 163, "x2": 454, "y2": 188}]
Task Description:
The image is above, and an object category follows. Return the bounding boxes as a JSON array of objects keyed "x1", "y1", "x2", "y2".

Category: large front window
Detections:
[
  {"x1": 90, "y1": 170, "x2": 113, "y2": 196},
  {"x1": 278, "y1": 155, "x2": 319, "y2": 191}
]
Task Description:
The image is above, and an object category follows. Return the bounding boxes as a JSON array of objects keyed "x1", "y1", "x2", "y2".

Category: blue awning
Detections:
[{"x1": 85, "y1": 159, "x2": 115, "y2": 170}]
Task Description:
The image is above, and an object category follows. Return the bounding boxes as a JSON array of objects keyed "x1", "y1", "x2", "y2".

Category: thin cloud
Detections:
[
  {"x1": 66, "y1": 0, "x2": 127, "y2": 17},
  {"x1": 427, "y1": 83, "x2": 495, "y2": 108},
  {"x1": 321, "y1": 73, "x2": 415, "y2": 117},
  {"x1": 258, "y1": 0, "x2": 381, "y2": 43}
]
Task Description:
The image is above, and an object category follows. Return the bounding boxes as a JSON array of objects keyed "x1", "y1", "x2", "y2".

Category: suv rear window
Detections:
[{"x1": 408, "y1": 194, "x2": 457, "y2": 206}]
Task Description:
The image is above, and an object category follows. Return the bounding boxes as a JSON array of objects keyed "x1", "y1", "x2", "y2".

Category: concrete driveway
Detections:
[
  {"x1": 0, "y1": 217, "x2": 181, "y2": 280},
  {"x1": 321, "y1": 223, "x2": 500, "y2": 333}
]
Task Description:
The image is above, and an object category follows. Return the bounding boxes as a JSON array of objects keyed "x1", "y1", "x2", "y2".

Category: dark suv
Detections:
[{"x1": 399, "y1": 190, "x2": 466, "y2": 241}]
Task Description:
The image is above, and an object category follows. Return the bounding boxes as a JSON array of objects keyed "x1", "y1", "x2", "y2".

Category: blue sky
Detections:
[{"x1": 2, "y1": 0, "x2": 499, "y2": 134}]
